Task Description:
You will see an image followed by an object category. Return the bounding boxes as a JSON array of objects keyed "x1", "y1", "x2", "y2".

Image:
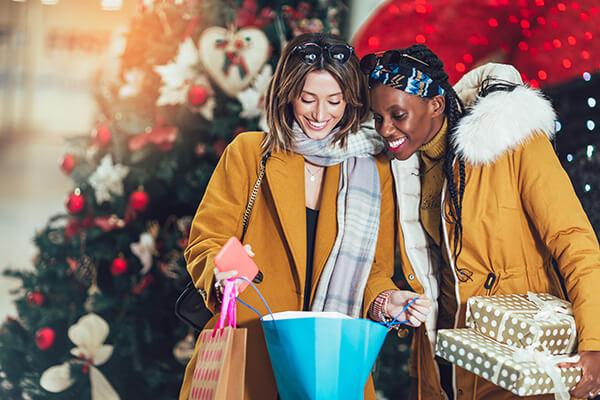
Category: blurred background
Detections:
[{"x1": 0, "y1": 0, "x2": 598, "y2": 399}]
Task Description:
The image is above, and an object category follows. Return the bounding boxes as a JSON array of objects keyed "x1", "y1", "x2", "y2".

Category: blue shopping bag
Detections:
[
  {"x1": 235, "y1": 277, "x2": 415, "y2": 400},
  {"x1": 261, "y1": 311, "x2": 388, "y2": 400}
]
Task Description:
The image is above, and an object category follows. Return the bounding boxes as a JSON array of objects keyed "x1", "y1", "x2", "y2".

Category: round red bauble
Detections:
[
  {"x1": 94, "y1": 123, "x2": 112, "y2": 145},
  {"x1": 59, "y1": 154, "x2": 76, "y2": 174},
  {"x1": 111, "y1": 258, "x2": 128, "y2": 276},
  {"x1": 27, "y1": 292, "x2": 45, "y2": 306},
  {"x1": 35, "y1": 327, "x2": 56, "y2": 350},
  {"x1": 188, "y1": 85, "x2": 209, "y2": 106},
  {"x1": 66, "y1": 190, "x2": 85, "y2": 214},
  {"x1": 129, "y1": 190, "x2": 150, "y2": 212}
]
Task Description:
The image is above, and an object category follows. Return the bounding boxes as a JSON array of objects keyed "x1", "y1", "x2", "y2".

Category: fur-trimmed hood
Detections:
[{"x1": 452, "y1": 85, "x2": 557, "y2": 165}]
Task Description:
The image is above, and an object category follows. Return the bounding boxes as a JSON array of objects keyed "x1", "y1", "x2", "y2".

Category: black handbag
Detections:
[{"x1": 175, "y1": 153, "x2": 270, "y2": 331}]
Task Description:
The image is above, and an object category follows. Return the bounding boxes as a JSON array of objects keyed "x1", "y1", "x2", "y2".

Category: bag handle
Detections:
[
  {"x1": 234, "y1": 275, "x2": 417, "y2": 330},
  {"x1": 213, "y1": 280, "x2": 238, "y2": 335}
]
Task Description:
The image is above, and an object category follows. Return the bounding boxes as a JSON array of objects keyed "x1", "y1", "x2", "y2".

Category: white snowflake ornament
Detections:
[{"x1": 88, "y1": 155, "x2": 129, "y2": 204}]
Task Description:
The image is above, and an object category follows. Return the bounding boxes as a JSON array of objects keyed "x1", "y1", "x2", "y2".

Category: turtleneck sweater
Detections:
[{"x1": 418, "y1": 117, "x2": 448, "y2": 246}]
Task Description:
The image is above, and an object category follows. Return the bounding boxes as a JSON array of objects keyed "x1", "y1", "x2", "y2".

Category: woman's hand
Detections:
[
  {"x1": 385, "y1": 291, "x2": 432, "y2": 327},
  {"x1": 558, "y1": 351, "x2": 600, "y2": 399}
]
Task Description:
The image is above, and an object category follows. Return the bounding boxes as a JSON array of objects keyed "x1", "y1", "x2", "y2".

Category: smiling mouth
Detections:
[
  {"x1": 306, "y1": 119, "x2": 329, "y2": 130},
  {"x1": 387, "y1": 137, "x2": 407, "y2": 151}
]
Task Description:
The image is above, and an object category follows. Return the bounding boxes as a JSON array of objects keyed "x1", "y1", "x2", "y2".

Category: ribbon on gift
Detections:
[
  {"x1": 526, "y1": 292, "x2": 577, "y2": 352},
  {"x1": 489, "y1": 342, "x2": 580, "y2": 399},
  {"x1": 512, "y1": 348, "x2": 580, "y2": 400}
]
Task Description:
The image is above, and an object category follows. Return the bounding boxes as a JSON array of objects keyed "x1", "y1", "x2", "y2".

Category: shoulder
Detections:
[
  {"x1": 221, "y1": 131, "x2": 265, "y2": 164},
  {"x1": 227, "y1": 131, "x2": 265, "y2": 153},
  {"x1": 373, "y1": 153, "x2": 393, "y2": 186},
  {"x1": 452, "y1": 85, "x2": 556, "y2": 166}
]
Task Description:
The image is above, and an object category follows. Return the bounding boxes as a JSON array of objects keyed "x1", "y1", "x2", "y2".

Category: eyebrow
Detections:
[
  {"x1": 302, "y1": 90, "x2": 343, "y2": 97},
  {"x1": 370, "y1": 105, "x2": 405, "y2": 113}
]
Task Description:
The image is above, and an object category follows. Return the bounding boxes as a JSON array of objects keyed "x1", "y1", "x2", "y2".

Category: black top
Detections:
[{"x1": 304, "y1": 207, "x2": 319, "y2": 311}]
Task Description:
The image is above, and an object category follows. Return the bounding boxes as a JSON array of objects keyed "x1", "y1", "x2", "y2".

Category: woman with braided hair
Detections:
[{"x1": 361, "y1": 45, "x2": 600, "y2": 399}]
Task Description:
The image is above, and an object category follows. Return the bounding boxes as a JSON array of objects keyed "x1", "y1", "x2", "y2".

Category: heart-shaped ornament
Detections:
[{"x1": 198, "y1": 26, "x2": 270, "y2": 97}]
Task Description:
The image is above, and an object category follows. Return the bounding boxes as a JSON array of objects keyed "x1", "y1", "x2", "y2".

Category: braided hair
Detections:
[{"x1": 397, "y1": 44, "x2": 472, "y2": 282}]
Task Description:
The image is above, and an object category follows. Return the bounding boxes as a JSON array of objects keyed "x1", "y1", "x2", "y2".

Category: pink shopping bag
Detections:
[{"x1": 189, "y1": 281, "x2": 246, "y2": 400}]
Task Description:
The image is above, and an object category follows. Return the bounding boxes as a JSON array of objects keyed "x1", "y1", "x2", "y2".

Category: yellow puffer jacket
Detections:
[
  {"x1": 398, "y1": 86, "x2": 600, "y2": 399},
  {"x1": 179, "y1": 132, "x2": 398, "y2": 400}
]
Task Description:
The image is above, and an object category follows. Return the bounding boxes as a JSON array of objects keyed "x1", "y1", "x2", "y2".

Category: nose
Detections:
[
  {"x1": 311, "y1": 101, "x2": 326, "y2": 122},
  {"x1": 380, "y1": 118, "x2": 396, "y2": 138}
]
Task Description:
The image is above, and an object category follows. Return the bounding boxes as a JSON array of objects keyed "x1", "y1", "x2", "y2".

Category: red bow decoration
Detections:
[
  {"x1": 128, "y1": 116, "x2": 178, "y2": 152},
  {"x1": 235, "y1": 0, "x2": 275, "y2": 29}
]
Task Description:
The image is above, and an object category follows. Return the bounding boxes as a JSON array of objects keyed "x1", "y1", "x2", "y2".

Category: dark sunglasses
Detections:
[
  {"x1": 293, "y1": 43, "x2": 354, "y2": 65},
  {"x1": 359, "y1": 50, "x2": 429, "y2": 75}
]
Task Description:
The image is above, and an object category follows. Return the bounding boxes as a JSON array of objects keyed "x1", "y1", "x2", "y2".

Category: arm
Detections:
[
  {"x1": 362, "y1": 156, "x2": 400, "y2": 317},
  {"x1": 184, "y1": 134, "x2": 260, "y2": 314},
  {"x1": 518, "y1": 134, "x2": 600, "y2": 350},
  {"x1": 518, "y1": 134, "x2": 600, "y2": 398},
  {"x1": 364, "y1": 156, "x2": 431, "y2": 326}
]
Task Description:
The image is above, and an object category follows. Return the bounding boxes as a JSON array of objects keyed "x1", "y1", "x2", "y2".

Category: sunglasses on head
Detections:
[
  {"x1": 359, "y1": 50, "x2": 429, "y2": 75},
  {"x1": 293, "y1": 42, "x2": 354, "y2": 65}
]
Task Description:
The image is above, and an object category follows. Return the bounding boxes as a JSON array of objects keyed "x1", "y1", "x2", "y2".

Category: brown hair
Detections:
[{"x1": 263, "y1": 33, "x2": 369, "y2": 153}]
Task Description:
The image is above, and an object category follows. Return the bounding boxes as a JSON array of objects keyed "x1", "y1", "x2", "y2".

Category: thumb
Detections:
[{"x1": 243, "y1": 244, "x2": 255, "y2": 257}]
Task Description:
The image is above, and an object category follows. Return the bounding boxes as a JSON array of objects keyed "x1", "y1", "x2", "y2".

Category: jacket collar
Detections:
[{"x1": 452, "y1": 85, "x2": 556, "y2": 166}]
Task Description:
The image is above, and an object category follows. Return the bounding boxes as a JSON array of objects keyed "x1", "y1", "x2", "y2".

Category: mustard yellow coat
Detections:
[
  {"x1": 396, "y1": 86, "x2": 600, "y2": 399},
  {"x1": 179, "y1": 132, "x2": 398, "y2": 400}
]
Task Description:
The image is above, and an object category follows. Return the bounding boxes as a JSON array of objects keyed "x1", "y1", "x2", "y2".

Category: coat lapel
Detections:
[
  {"x1": 265, "y1": 151, "x2": 307, "y2": 287},
  {"x1": 310, "y1": 164, "x2": 339, "y2": 301}
]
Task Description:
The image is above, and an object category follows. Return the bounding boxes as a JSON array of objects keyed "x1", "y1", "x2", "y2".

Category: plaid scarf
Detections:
[{"x1": 292, "y1": 122, "x2": 385, "y2": 317}]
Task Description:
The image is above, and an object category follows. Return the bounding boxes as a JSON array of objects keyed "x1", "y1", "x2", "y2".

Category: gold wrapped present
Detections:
[
  {"x1": 436, "y1": 329, "x2": 581, "y2": 398},
  {"x1": 466, "y1": 292, "x2": 576, "y2": 355}
]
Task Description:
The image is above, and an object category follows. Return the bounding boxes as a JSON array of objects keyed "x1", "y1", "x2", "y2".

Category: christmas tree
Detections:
[{"x1": 0, "y1": 1, "x2": 347, "y2": 399}]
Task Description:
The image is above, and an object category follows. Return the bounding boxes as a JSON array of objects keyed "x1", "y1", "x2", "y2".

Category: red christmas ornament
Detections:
[
  {"x1": 27, "y1": 292, "x2": 45, "y2": 306},
  {"x1": 35, "y1": 327, "x2": 56, "y2": 350},
  {"x1": 129, "y1": 190, "x2": 150, "y2": 212},
  {"x1": 93, "y1": 123, "x2": 112, "y2": 145},
  {"x1": 59, "y1": 154, "x2": 76, "y2": 175},
  {"x1": 187, "y1": 85, "x2": 209, "y2": 106},
  {"x1": 110, "y1": 257, "x2": 128, "y2": 276},
  {"x1": 66, "y1": 189, "x2": 85, "y2": 214}
]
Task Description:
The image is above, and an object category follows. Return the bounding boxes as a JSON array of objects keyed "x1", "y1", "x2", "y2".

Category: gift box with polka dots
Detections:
[
  {"x1": 435, "y1": 328, "x2": 581, "y2": 397},
  {"x1": 465, "y1": 293, "x2": 577, "y2": 355}
]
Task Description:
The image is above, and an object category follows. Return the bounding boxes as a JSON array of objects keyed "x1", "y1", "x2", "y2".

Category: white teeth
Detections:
[
  {"x1": 308, "y1": 120, "x2": 327, "y2": 128},
  {"x1": 388, "y1": 137, "x2": 406, "y2": 149}
]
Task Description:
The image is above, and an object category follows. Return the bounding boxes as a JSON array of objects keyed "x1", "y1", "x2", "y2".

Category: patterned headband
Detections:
[{"x1": 369, "y1": 63, "x2": 444, "y2": 98}]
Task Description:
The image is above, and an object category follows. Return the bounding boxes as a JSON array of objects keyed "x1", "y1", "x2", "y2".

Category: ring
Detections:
[{"x1": 590, "y1": 392, "x2": 597, "y2": 399}]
